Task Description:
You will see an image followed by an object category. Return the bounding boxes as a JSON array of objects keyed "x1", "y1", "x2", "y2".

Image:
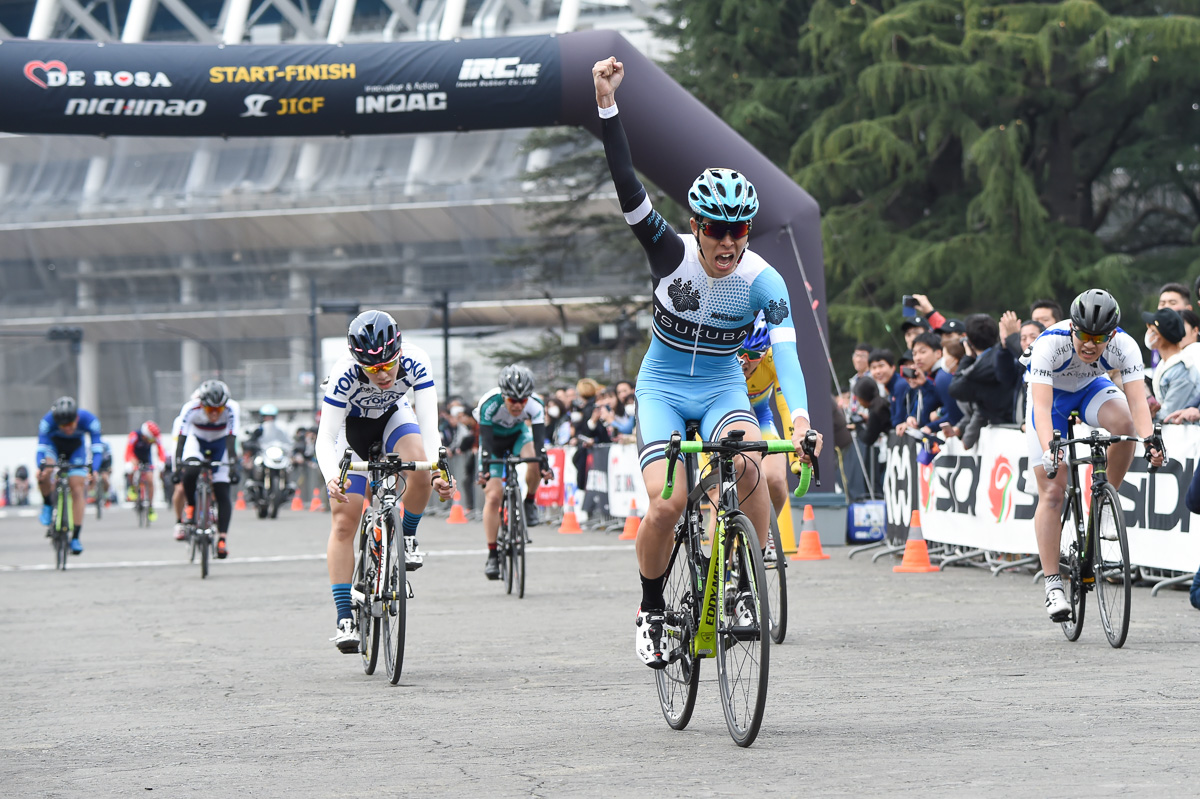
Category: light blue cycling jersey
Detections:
[{"x1": 600, "y1": 104, "x2": 809, "y2": 464}]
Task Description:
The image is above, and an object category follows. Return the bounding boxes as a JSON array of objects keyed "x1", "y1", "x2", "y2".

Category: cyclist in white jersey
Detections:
[
  {"x1": 317, "y1": 310, "x2": 454, "y2": 653},
  {"x1": 172, "y1": 379, "x2": 241, "y2": 559},
  {"x1": 593, "y1": 57, "x2": 823, "y2": 669},
  {"x1": 1027, "y1": 289, "x2": 1162, "y2": 621}
]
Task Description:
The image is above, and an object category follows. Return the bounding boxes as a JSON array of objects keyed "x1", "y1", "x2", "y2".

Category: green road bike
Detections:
[
  {"x1": 46, "y1": 454, "x2": 77, "y2": 571},
  {"x1": 656, "y1": 424, "x2": 816, "y2": 746}
]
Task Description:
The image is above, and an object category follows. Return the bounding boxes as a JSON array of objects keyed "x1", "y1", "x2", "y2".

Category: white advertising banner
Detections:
[{"x1": 894, "y1": 425, "x2": 1200, "y2": 573}]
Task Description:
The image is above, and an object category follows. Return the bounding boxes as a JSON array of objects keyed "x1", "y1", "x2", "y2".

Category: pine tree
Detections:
[{"x1": 654, "y1": 0, "x2": 1200, "y2": 372}]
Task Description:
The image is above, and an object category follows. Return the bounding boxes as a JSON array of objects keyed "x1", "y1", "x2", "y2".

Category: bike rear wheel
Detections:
[
  {"x1": 716, "y1": 513, "x2": 770, "y2": 747},
  {"x1": 655, "y1": 529, "x2": 700, "y2": 731},
  {"x1": 383, "y1": 512, "x2": 408, "y2": 684},
  {"x1": 1059, "y1": 491, "x2": 1086, "y2": 642},
  {"x1": 765, "y1": 513, "x2": 787, "y2": 645},
  {"x1": 1092, "y1": 482, "x2": 1131, "y2": 648},
  {"x1": 356, "y1": 518, "x2": 381, "y2": 675}
]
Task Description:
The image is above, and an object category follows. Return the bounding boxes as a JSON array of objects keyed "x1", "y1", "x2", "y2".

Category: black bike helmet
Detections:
[
  {"x1": 1070, "y1": 289, "x2": 1121, "y2": 336},
  {"x1": 198, "y1": 379, "x2": 231, "y2": 408},
  {"x1": 498, "y1": 365, "x2": 535, "y2": 401},
  {"x1": 50, "y1": 396, "x2": 77, "y2": 426},
  {"x1": 347, "y1": 310, "x2": 401, "y2": 366}
]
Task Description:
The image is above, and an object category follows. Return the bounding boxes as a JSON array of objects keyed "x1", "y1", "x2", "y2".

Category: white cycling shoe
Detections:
[
  {"x1": 1045, "y1": 588, "x2": 1071, "y2": 622},
  {"x1": 635, "y1": 607, "x2": 669, "y2": 670}
]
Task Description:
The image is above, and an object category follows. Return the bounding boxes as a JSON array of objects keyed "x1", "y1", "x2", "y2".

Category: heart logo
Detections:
[{"x1": 24, "y1": 59, "x2": 67, "y2": 89}]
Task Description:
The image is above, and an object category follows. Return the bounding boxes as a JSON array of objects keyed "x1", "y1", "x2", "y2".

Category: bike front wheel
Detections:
[
  {"x1": 355, "y1": 522, "x2": 381, "y2": 675},
  {"x1": 383, "y1": 514, "x2": 408, "y2": 684},
  {"x1": 1059, "y1": 491, "x2": 1086, "y2": 642},
  {"x1": 716, "y1": 513, "x2": 770, "y2": 747},
  {"x1": 1092, "y1": 482, "x2": 1131, "y2": 648},
  {"x1": 765, "y1": 513, "x2": 787, "y2": 645},
  {"x1": 514, "y1": 498, "x2": 527, "y2": 599},
  {"x1": 501, "y1": 498, "x2": 514, "y2": 595},
  {"x1": 655, "y1": 528, "x2": 700, "y2": 731}
]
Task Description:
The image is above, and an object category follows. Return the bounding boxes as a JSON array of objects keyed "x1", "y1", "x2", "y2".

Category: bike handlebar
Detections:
[
  {"x1": 336, "y1": 446, "x2": 453, "y2": 501},
  {"x1": 1048, "y1": 422, "x2": 1166, "y2": 479},
  {"x1": 661, "y1": 429, "x2": 819, "y2": 500}
]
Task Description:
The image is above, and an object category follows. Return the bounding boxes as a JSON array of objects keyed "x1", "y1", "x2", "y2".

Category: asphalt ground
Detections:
[{"x1": 2, "y1": 501, "x2": 1199, "y2": 797}]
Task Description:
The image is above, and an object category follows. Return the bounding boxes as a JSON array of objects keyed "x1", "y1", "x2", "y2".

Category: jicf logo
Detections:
[
  {"x1": 24, "y1": 60, "x2": 172, "y2": 89},
  {"x1": 989, "y1": 455, "x2": 1015, "y2": 523}
]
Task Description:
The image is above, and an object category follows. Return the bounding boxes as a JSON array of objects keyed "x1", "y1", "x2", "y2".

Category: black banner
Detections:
[{"x1": 0, "y1": 36, "x2": 562, "y2": 137}]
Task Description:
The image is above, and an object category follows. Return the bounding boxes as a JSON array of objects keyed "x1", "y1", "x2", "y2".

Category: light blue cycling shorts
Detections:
[
  {"x1": 1024, "y1": 376, "x2": 1125, "y2": 461},
  {"x1": 635, "y1": 379, "x2": 759, "y2": 469}
]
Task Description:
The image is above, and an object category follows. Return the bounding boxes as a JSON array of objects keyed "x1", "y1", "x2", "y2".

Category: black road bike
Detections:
[
  {"x1": 480, "y1": 454, "x2": 545, "y2": 599},
  {"x1": 183, "y1": 458, "x2": 220, "y2": 579},
  {"x1": 1048, "y1": 417, "x2": 1164, "y2": 649},
  {"x1": 338, "y1": 446, "x2": 450, "y2": 684}
]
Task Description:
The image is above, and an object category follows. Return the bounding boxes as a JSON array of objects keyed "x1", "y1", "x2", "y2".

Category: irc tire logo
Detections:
[{"x1": 989, "y1": 455, "x2": 1014, "y2": 523}]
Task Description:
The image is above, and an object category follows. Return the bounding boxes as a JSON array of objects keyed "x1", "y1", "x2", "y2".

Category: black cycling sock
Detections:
[
  {"x1": 72, "y1": 525, "x2": 81, "y2": 539},
  {"x1": 42, "y1": 494, "x2": 52, "y2": 506},
  {"x1": 640, "y1": 571, "x2": 667, "y2": 613},
  {"x1": 488, "y1": 543, "x2": 497, "y2": 552}
]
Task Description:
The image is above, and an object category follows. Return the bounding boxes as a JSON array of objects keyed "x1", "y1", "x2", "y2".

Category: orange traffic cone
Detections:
[
  {"x1": 235, "y1": 491, "x2": 247, "y2": 511},
  {"x1": 448, "y1": 491, "x2": 468, "y2": 524},
  {"x1": 894, "y1": 509, "x2": 939, "y2": 573},
  {"x1": 291, "y1": 488, "x2": 304, "y2": 511},
  {"x1": 0, "y1": 492, "x2": 7, "y2": 508},
  {"x1": 789, "y1": 504, "x2": 830, "y2": 560},
  {"x1": 309, "y1": 488, "x2": 323, "y2": 512},
  {"x1": 618, "y1": 499, "x2": 640, "y2": 540},
  {"x1": 558, "y1": 492, "x2": 582, "y2": 534}
]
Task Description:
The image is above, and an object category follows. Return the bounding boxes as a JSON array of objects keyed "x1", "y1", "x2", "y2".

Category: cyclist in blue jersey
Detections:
[
  {"x1": 593, "y1": 57, "x2": 824, "y2": 669},
  {"x1": 35, "y1": 396, "x2": 105, "y2": 554}
]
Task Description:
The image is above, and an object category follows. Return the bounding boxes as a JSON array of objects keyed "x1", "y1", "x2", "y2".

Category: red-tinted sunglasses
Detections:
[{"x1": 698, "y1": 219, "x2": 752, "y2": 240}]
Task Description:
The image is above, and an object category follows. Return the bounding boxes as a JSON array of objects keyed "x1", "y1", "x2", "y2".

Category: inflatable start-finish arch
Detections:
[{"x1": 0, "y1": 29, "x2": 833, "y2": 480}]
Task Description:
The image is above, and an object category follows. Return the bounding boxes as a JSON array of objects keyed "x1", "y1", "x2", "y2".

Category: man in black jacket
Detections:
[{"x1": 949, "y1": 314, "x2": 1020, "y2": 447}]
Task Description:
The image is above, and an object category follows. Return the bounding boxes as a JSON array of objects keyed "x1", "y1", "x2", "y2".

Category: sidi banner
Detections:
[
  {"x1": 882, "y1": 425, "x2": 1200, "y2": 573},
  {"x1": 0, "y1": 36, "x2": 561, "y2": 137}
]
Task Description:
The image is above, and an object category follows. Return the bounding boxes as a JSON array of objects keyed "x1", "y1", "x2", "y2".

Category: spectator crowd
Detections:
[{"x1": 836, "y1": 282, "x2": 1200, "y2": 504}]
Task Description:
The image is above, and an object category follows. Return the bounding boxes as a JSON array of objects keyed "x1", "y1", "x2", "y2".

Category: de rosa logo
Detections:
[
  {"x1": 989, "y1": 455, "x2": 1015, "y2": 523},
  {"x1": 23, "y1": 59, "x2": 172, "y2": 89}
]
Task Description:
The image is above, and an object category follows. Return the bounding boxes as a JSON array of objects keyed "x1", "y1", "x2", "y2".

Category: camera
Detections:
[{"x1": 900, "y1": 365, "x2": 919, "y2": 379}]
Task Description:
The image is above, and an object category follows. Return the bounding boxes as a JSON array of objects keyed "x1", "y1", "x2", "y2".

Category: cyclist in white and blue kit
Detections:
[
  {"x1": 593, "y1": 57, "x2": 823, "y2": 669},
  {"x1": 36, "y1": 396, "x2": 104, "y2": 554},
  {"x1": 317, "y1": 310, "x2": 454, "y2": 653},
  {"x1": 1028, "y1": 289, "x2": 1163, "y2": 621}
]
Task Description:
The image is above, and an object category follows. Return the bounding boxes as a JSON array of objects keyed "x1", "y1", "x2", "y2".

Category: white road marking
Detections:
[{"x1": 0, "y1": 544, "x2": 634, "y2": 572}]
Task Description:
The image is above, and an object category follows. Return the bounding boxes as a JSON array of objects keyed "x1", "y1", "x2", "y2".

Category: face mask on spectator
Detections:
[
  {"x1": 570, "y1": 411, "x2": 583, "y2": 424},
  {"x1": 625, "y1": 403, "x2": 636, "y2": 416},
  {"x1": 449, "y1": 405, "x2": 464, "y2": 416},
  {"x1": 1145, "y1": 328, "x2": 1157, "y2": 350},
  {"x1": 547, "y1": 405, "x2": 560, "y2": 419}
]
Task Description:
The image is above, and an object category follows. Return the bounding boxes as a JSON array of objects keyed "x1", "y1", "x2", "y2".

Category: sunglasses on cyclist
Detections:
[
  {"x1": 362, "y1": 356, "x2": 399, "y2": 375},
  {"x1": 698, "y1": 219, "x2": 752, "y2": 240},
  {"x1": 737, "y1": 348, "x2": 765, "y2": 362},
  {"x1": 1072, "y1": 327, "x2": 1113, "y2": 345},
  {"x1": 504, "y1": 396, "x2": 529, "y2": 406}
]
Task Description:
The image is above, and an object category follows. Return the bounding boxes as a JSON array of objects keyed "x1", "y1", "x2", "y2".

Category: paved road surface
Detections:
[{"x1": 2, "y1": 503, "x2": 1198, "y2": 796}]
